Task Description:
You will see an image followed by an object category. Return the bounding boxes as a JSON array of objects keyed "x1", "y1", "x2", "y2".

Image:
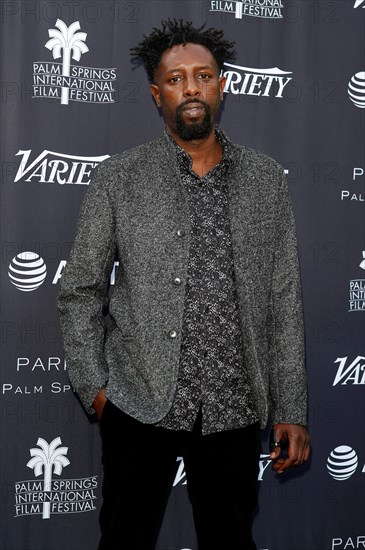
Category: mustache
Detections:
[{"x1": 176, "y1": 98, "x2": 210, "y2": 112}]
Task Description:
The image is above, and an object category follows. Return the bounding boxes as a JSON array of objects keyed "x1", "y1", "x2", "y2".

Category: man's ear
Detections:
[
  {"x1": 150, "y1": 84, "x2": 161, "y2": 107},
  {"x1": 219, "y1": 75, "x2": 226, "y2": 101}
]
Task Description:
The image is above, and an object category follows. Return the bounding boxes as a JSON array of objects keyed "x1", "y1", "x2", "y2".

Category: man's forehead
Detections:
[{"x1": 158, "y1": 43, "x2": 218, "y2": 71}]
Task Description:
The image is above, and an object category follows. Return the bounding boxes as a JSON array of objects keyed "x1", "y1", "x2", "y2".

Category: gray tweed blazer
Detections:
[{"x1": 57, "y1": 132, "x2": 307, "y2": 428}]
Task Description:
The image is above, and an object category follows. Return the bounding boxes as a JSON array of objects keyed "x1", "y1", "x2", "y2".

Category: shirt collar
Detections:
[{"x1": 163, "y1": 127, "x2": 235, "y2": 174}]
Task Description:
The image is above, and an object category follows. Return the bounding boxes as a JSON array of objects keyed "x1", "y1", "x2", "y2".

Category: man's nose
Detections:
[{"x1": 183, "y1": 74, "x2": 200, "y2": 97}]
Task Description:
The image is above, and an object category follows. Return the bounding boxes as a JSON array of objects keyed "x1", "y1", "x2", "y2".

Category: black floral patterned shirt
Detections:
[{"x1": 157, "y1": 129, "x2": 258, "y2": 435}]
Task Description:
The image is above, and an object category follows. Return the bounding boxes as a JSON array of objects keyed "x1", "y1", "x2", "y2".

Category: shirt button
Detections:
[
  {"x1": 173, "y1": 277, "x2": 182, "y2": 286},
  {"x1": 177, "y1": 229, "x2": 185, "y2": 237},
  {"x1": 168, "y1": 330, "x2": 177, "y2": 339}
]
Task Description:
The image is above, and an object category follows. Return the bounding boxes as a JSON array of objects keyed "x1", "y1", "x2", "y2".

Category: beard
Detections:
[{"x1": 175, "y1": 99, "x2": 213, "y2": 141}]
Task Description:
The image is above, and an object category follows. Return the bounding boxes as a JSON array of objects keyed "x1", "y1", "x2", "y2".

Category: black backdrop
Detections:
[{"x1": 1, "y1": 2, "x2": 364, "y2": 549}]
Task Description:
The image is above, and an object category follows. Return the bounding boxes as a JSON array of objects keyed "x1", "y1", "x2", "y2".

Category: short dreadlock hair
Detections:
[{"x1": 130, "y1": 19, "x2": 235, "y2": 82}]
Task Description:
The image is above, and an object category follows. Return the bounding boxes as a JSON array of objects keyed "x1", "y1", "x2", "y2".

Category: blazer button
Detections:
[
  {"x1": 168, "y1": 330, "x2": 177, "y2": 339},
  {"x1": 177, "y1": 229, "x2": 185, "y2": 237},
  {"x1": 173, "y1": 277, "x2": 182, "y2": 286}
]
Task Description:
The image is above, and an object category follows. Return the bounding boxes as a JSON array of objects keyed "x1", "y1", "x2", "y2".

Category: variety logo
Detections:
[
  {"x1": 173, "y1": 454, "x2": 272, "y2": 486},
  {"x1": 8, "y1": 252, "x2": 47, "y2": 292},
  {"x1": 333, "y1": 355, "x2": 365, "y2": 386},
  {"x1": 210, "y1": 0, "x2": 284, "y2": 19},
  {"x1": 354, "y1": 0, "x2": 365, "y2": 8},
  {"x1": 33, "y1": 19, "x2": 117, "y2": 105},
  {"x1": 348, "y1": 72, "x2": 365, "y2": 109},
  {"x1": 14, "y1": 149, "x2": 109, "y2": 185},
  {"x1": 173, "y1": 457, "x2": 187, "y2": 486},
  {"x1": 15, "y1": 437, "x2": 98, "y2": 518},
  {"x1": 332, "y1": 356, "x2": 365, "y2": 386},
  {"x1": 222, "y1": 63, "x2": 292, "y2": 99},
  {"x1": 327, "y1": 446, "x2": 358, "y2": 481}
]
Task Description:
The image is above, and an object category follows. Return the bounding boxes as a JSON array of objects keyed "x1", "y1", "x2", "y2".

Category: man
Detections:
[{"x1": 58, "y1": 20, "x2": 310, "y2": 550}]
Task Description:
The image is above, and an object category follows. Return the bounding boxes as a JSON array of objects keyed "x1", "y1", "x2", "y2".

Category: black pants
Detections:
[{"x1": 98, "y1": 400, "x2": 260, "y2": 550}]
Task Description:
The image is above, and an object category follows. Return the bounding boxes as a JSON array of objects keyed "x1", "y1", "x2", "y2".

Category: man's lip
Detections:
[{"x1": 182, "y1": 103, "x2": 204, "y2": 114}]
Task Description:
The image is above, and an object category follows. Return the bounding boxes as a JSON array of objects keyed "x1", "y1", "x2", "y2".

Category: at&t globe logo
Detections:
[
  {"x1": 348, "y1": 72, "x2": 365, "y2": 108},
  {"x1": 327, "y1": 446, "x2": 358, "y2": 481},
  {"x1": 8, "y1": 252, "x2": 47, "y2": 292}
]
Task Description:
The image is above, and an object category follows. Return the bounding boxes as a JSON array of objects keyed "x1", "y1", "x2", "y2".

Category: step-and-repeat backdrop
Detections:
[{"x1": 1, "y1": 1, "x2": 364, "y2": 549}]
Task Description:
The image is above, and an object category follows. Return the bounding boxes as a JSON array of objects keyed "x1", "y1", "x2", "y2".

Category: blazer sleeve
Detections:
[
  {"x1": 268, "y1": 171, "x2": 308, "y2": 426},
  {"x1": 57, "y1": 160, "x2": 117, "y2": 414}
]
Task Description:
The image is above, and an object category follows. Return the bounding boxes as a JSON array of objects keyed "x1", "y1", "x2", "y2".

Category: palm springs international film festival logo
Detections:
[
  {"x1": 348, "y1": 251, "x2": 365, "y2": 312},
  {"x1": 210, "y1": 0, "x2": 284, "y2": 19},
  {"x1": 14, "y1": 437, "x2": 98, "y2": 518},
  {"x1": 221, "y1": 62, "x2": 292, "y2": 99},
  {"x1": 348, "y1": 72, "x2": 365, "y2": 109},
  {"x1": 8, "y1": 252, "x2": 47, "y2": 291},
  {"x1": 32, "y1": 19, "x2": 117, "y2": 105}
]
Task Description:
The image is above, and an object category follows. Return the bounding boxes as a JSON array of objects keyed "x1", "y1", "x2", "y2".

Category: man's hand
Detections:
[
  {"x1": 92, "y1": 388, "x2": 107, "y2": 421},
  {"x1": 270, "y1": 423, "x2": 311, "y2": 474}
]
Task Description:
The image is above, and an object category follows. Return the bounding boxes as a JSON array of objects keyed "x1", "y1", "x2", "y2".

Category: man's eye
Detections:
[
  {"x1": 169, "y1": 76, "x2": 181, "y2": 83},
  {"x1": 199, "y1": 74, "x2": 211, "y2": 79}
]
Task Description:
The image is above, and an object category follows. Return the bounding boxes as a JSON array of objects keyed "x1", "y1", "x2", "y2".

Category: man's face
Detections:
[{"x1": 150, "y1": 43, "x2": 226, "y2": 142}]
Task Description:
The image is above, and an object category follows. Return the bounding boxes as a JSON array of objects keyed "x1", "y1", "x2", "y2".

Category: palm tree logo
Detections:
[
  {"x1": 27, "y1": 437, "x2": 70, "y2": 519},
  {"x1": 45, "y1": 19, "x2": 89, "y2": 105},
  {"x1": 360, "y1": 251, "x2": 365, "y2": 270},
  {"x1": 235, "y1": 1, "x2": 244, "y2": 19}
]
